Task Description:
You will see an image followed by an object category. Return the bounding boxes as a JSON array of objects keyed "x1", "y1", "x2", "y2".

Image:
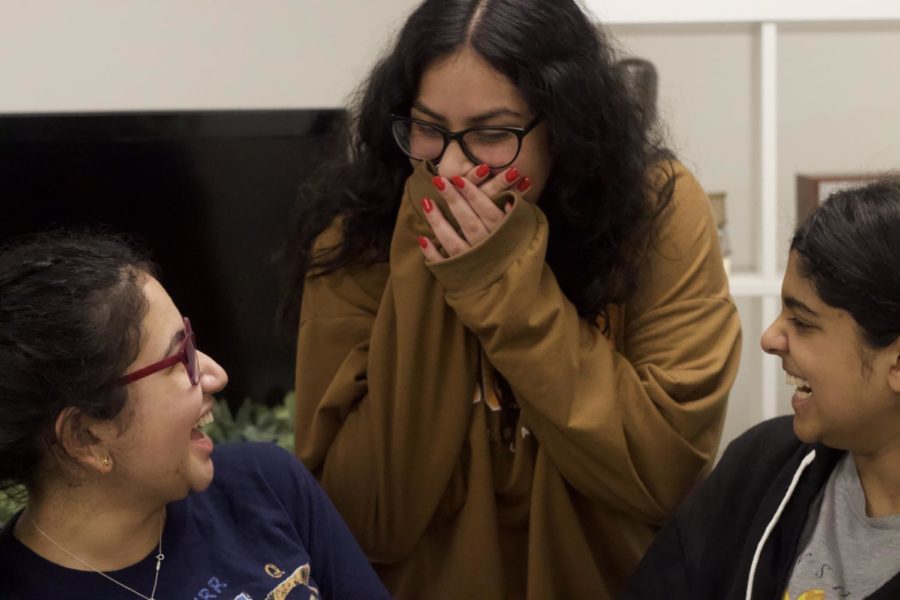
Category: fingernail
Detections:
[
  {"x1": 506, "y1": 200, "x2": 514, "y2": 212},
  {"x1": 421, "y1": 197, "x2": 434, "y2": 213},
  {"x1": 417, "y1": 236, "x2": 429, "y2": 249},
  {"x1": 432, "y1": 176, "x2": 446, "y2": 191},
  {"x1": 505, "y1": 167, "x2": 520, "y2": 183},
  {"x1": 516, "y1": 177, "x2": 531, "y2": 192},
  {"x1": 451, "y1": 175, "x2": 466, "y2": 190},
  {"x1": 476, "y1": 164, "x2": 490, "y2": 178}
]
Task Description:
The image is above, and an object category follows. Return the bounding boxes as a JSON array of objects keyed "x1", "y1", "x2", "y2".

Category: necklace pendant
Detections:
[{"x1": 31, "y1": 507, "x2": 165, "y2": 600}]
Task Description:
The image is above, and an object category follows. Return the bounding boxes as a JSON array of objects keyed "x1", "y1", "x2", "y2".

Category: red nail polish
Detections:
[
  {"x1": 451, "y1": 175, "x2": 466, "y2": 190},
  {"x1": 476, "y1": 164, "x2": 490, "y2": 178},
  {"x1": 516, "y1": 177, "x2": 531, "y2": 192},
  {"x1": 432, "y1": 176, "x2": 446, "y2": 191},
  {"x1": 505, "y1": 167, "x2": 520, "y2": 183},
  {"x1": 421, "y1": 197, "x2": 434, "y2": 213},
  {"x1": 417, "y1": 236, "x2": 429, "y2": 249}
]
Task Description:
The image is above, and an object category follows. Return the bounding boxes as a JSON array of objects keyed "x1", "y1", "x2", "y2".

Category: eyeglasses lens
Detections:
[
  {"x1": 186, "y1": 334, "x2": 199, "y2": 385},
  {"x1": 393, "y1": 120, "x2": 519, "y2": 168},
  {"x1": 461, "y1": 129, "x2": 518, "y2": 168}
]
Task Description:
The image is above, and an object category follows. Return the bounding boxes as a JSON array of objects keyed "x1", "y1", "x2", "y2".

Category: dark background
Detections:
[{"x1": 0, "y1": 109, "x2": 344, "y2": 406}]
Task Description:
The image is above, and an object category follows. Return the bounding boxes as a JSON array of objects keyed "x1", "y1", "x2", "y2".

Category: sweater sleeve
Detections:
[
  {"x1": 293, "y1": 220, "x2": 389, "y2": 474},
  {"x1": 294, "y1": 177, "x2": 479, "y2": 564},
  {"x1": 428, "y1": 162, "x2": 741, "y2": 523}
]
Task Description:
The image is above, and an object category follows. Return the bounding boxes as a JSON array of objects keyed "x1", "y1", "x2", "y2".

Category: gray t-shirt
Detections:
[{"x1": 785, "y1": 454, "x2": 900, "y2": 599}]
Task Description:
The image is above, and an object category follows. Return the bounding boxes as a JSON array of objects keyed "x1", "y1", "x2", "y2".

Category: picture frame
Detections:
[{"x1": 796, "y1": 173, "x2": 879, "y2": 222}]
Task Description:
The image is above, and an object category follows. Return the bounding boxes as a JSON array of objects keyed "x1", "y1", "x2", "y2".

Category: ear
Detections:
[
  {"x1": 887, "y1": 337, "x2": 900, "y2": 395},
  {"x1": 54, "y1": 407, "x2": 120, "y2": 473}
]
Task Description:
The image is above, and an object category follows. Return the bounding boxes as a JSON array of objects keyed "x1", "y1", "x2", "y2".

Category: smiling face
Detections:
[
  {"x1": 108, "y1": 275, "x2": 227, "y2": 505},
  {"x1": 761, "y1": 251, "x2": 900, "y2": 454},
  {"x1": 412, "y1": 47, "x2": 553, "y2": 199}
]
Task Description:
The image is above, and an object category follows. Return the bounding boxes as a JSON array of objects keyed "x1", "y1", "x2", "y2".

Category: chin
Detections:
[
  {"x1": 192, "y1": 480, "x2": 214, "y2": 493},
  {"x1": 189, "y1": 460, "x2": 215, "y2": 493},
  {"x1": 791, "y1": 417, "x2": 820, "y2": 445}
]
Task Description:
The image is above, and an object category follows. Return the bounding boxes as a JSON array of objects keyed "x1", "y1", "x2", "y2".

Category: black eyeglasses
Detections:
[
  {"x1": 119, "y1": 317, "x2": 200, "y2": 386},
  {"x1": 390, "y1": 115, "x2": 541, "y2": 169}
]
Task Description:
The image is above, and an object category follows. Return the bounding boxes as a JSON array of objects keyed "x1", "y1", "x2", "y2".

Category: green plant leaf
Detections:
[
  {"x1": 204, "y1": 392, "x2": 296, "y2": 451},
  {"x1": 0, "y1": 486, "x2": 26, "y2": 527}
]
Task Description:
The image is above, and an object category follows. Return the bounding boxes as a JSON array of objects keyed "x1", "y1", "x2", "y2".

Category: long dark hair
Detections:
[
  {"x1": 0, "y1": 231, "x2": 152, "y2": 492},
  {"x1": 279, "y1": 0, "x2": 674, "y2": 328},
  {"x1": 791, "y1": 179, "x2": 900, "y2": 349}
]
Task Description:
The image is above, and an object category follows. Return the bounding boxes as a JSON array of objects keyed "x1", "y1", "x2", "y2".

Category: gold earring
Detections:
[{"x1": 100, "y1": 456, "x2": 112, "y2": 467}]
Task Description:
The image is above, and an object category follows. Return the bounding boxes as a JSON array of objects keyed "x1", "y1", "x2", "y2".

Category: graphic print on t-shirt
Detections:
[
  {"x1": 783, "y1": 589, "x2": 827, "y2": 600},
  {"x1": 203, "y1": 562, "x2": 320, "y2": 600},
  {"x1": 262, "y1": 563, "x2": 319, "y2": 600}
]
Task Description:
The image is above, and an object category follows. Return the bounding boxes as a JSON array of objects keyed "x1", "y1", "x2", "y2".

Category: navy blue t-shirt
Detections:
[{"x1": 0, "y1": 442, "x2": 390, "y2": 599}]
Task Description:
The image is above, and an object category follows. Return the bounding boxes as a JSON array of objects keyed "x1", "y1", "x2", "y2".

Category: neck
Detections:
[
  {"x1": 15, "y1": 486, "x2": 165, "y2": 571},
  {"x1": 853, "y1": 438, "x2": 900, "y2": 518}
]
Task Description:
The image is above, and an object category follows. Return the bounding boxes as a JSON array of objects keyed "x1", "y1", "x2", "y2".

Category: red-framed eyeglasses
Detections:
[{"x1": 119, "y1": 317, "x2": 199, "y2": 386}]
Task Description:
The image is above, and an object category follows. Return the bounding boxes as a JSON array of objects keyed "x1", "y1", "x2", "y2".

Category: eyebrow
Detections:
[
  {"x1": 162, "y1": 329, "x2": 186, "y2": 359},
  {"x1": 411, "y1": 101, "x2": 524, "y2": 125},
  {"x1": 784, "y1": 295, "x2": 821, "y2": 318}
]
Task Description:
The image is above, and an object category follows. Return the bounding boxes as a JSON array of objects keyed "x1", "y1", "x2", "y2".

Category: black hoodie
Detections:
[{"x1": 622, "y1": 416, "x2": 900, "y2": 599}]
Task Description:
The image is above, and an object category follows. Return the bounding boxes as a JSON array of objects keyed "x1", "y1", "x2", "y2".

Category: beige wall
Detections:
[
  {"x1": 609, "y1": 24, "x2": 760, "y2": 272},
  {"x1": 0, "y1": 0, "x2": 420, "y2": 112}
]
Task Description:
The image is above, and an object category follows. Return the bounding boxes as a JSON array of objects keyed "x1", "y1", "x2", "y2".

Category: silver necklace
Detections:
[{"x1": 31, "y1": 508, "x2": 166, "y2": 600}]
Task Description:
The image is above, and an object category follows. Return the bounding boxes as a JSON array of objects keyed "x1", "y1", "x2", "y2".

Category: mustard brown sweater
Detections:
[{"x1": 294, "y1": 160, "x2": 741, "y2": 599}]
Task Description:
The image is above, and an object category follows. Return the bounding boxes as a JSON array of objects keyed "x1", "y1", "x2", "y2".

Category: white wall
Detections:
[
  {"x1": 587, "y1": 0, "x2": 900, "y2": 24},
  {"x1": 0, "y1": 0, "x2": 420, "y2": 112}
]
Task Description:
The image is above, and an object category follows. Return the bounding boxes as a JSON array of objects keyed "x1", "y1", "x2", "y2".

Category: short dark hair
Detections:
[
  {"x1": 0, "y1": 231, "x2": 154, "y2": 491},
  {"x1": 791, "y1": 178, "x2": 900, "y2": 349}
]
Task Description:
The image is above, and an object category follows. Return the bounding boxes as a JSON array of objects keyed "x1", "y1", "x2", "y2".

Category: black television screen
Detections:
[{"x1": 0, "y1": 109, "x2": 344, "y2": 406}]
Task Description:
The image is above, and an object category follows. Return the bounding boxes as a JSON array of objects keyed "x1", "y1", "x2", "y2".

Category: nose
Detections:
[
  {"x1": 437, "y1": 139, "x2": 476, "y2": 178},
  {"x1": 760, "y1": 318, "x2": 787, "y2": 355},
  {"x1": 198, "y1": 350, "x2": 228, "y2": 394}
]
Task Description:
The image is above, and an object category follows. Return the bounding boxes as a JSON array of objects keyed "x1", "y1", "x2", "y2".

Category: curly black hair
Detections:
[{"x1": 279, "y1": 0, "x2": 674, "y2": 328}]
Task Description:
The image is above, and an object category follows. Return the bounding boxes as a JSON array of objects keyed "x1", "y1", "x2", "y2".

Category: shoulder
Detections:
[
  {"x1": 212, "y1": 439, "x2": 296, "y2": 466},
  {"x1": 674, "y1": 417, "x2": 810, "y2": 518},
  {"x1": 211, "y1": 442, "x2": 315, "y2": 493},
  {"x1": 729, "y1": 416, "x2": 799, "y2": 452},
  {"x1": 0, "y1": 512, "x2": 21, "y2": 563},
  {"x1": 648, "y1": 160, "x2": 716, "y2": 241},
  {"x1": 675, "y1": 417, "x2": 808, "y2": 528},
  {"x1": 648, "y1": 159, "x2": 704, "y2": 201},
  {"x1": 311, "y1": 215, "x2": 345, "y2": 254},
  {"x1": 716, "y1": 416, "x2": 806, "y2": 480},
  {"x1": 627, "y1": 159, "x2": 733, "y2": 314},
  {"x1": 300, "y1": 216, "x2": 389, "y2": 320}
]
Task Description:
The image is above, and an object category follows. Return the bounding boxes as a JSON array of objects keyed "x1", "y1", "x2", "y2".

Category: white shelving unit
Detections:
[{"x1": 586, "y1": 2, "x2": 900, "y2": 421}]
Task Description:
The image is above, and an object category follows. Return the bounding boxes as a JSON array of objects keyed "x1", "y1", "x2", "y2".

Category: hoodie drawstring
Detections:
[{"x1": 744, "y1": 449, "x2": 817, "y2": 600}]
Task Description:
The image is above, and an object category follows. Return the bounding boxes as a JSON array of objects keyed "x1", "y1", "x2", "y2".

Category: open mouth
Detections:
[
  {"x1": 190, "y1": 409, "x2": 215, "y2": 448},
  {"x1": 786, "y1": 373, "x2": 812, "y2": 399},
  {"x1": 193, "y1": 410, "x2": 215, "y2": 431}
]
